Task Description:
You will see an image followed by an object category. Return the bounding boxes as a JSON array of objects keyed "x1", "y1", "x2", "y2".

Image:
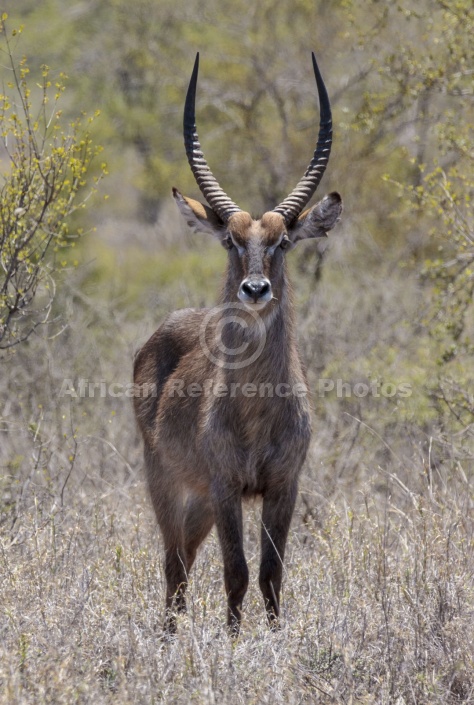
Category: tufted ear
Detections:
[
  {"x1": 289, "y1": 192, "x2": 342, "y2": 243},
  {"x1": 172, "y1": 187, "x2": 225, "y2": 237}
]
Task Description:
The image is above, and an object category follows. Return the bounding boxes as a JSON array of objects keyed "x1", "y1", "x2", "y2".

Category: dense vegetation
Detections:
[{"x1": 1, "y1": 1, "x2": 473, "y2": 703}]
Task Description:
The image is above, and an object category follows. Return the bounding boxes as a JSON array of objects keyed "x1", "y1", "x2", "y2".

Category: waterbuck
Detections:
[{"x1": 133, "y1": 52, "x2": 342, "y2": 634}]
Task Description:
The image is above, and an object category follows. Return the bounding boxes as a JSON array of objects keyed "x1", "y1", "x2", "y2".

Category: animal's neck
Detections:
[{"x1": 216, "y1": 264, "x2": 297, "y2": 381}]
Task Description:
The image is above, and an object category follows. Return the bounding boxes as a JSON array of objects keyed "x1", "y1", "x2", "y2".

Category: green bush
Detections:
[{"x1": 0, "y1": 15, "x2": 105, "y2": 349}]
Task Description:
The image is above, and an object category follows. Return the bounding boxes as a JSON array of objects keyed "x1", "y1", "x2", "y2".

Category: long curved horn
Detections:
[
  {"x1": 273, "y1": 52, "x2": 333, "y2": 225},
  {"x1": 184, "y1": 53, "x2": 241, "y2": 223}
]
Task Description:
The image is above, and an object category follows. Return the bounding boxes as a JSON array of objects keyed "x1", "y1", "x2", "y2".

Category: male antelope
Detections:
[{"x1": 133, "y1": 52, "x2": 342, "y2": 634}]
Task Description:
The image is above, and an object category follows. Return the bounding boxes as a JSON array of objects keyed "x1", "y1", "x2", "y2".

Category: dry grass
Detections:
[
  {"x1": 1, "y1": 458, "x2": 473, "y2": 704},
  {"x1": 1, "y1": 231, "x2": 473, "y2": 704}
]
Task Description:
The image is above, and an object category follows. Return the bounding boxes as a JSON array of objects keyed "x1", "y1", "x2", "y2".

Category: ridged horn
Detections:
[
  {"x1": 184, "y1": 53, "x2": 241, "y2": 223},
  {"x1": 273, "y1": 52, "x2": 333, "y2": 225}
]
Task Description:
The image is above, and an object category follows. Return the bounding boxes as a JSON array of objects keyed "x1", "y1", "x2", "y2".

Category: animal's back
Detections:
[{"x1": 133, "y1": 307, "x2": 209, "y2": 446}]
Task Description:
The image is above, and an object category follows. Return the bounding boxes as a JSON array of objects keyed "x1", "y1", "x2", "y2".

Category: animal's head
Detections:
[{"x1": 173, "y1": 53, "x2": 342, "y2": 310}]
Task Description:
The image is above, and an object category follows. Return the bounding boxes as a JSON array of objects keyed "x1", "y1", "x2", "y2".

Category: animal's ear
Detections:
[
  {"x1": 289, "y1": 192, "x2": 342, "y2": 243},
  {"x1": 172, "y1": 187, "x2": 225, "y2": 237}
]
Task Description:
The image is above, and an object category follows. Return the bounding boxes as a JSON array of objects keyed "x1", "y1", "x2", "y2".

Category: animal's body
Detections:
[{"x1": 133, "y1": 53, "x2": 342, "y2": 634}]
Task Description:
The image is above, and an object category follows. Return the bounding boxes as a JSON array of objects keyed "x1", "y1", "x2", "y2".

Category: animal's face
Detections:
[
  {"x1": 224, "y1": 211, "x2": 292, "y2": 309},
  {"x1": 173, "y1": 188, "x2": 342, "y2": 310}
]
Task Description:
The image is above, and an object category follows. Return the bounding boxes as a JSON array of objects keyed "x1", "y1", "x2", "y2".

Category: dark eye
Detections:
[
  {"x1": 222, "y1": 235, "x2": 234, "y2": 250},
  {"x1": 280, "y1": 237, "x2": 292, "y2": 250}
]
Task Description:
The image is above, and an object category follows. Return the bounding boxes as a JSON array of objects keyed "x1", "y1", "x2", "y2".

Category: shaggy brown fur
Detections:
[{"x1": 133, "y1": 191, "x2": 342, "y2": 634}]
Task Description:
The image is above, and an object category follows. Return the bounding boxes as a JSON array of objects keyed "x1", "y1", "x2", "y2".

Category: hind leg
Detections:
[
  {"x1": 144, "y1": 446, "x2": 187, "y2": 634},
  {"x1": 184, "y1": 494, "x2": 215, "y2": 572}
]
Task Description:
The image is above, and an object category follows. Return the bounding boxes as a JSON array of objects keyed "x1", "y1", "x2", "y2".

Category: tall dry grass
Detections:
[{"x1": 1, "y1": 219, "x2": 473, "y2": 704}]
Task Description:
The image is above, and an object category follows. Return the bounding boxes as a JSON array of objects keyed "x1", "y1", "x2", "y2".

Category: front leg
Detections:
[
  {"x1": 259, "y1": 479, "x2": 298, "y2": 627},
  {"x1": 211, "y1": 480, "x2": 248, "y2": 635}
]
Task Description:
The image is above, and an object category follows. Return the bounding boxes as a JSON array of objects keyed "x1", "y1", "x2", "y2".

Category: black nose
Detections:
[{"x1": 240, "y1": 278, "x2": 271, "y2": 302}]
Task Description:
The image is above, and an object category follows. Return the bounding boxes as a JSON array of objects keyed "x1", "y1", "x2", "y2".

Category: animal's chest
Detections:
[
  {"x1": 233, "y1": 393, "x2": 282, "y2": 446},
  {"x1": 203, "y1": 389, "x2": 311, "y2": 492}
]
